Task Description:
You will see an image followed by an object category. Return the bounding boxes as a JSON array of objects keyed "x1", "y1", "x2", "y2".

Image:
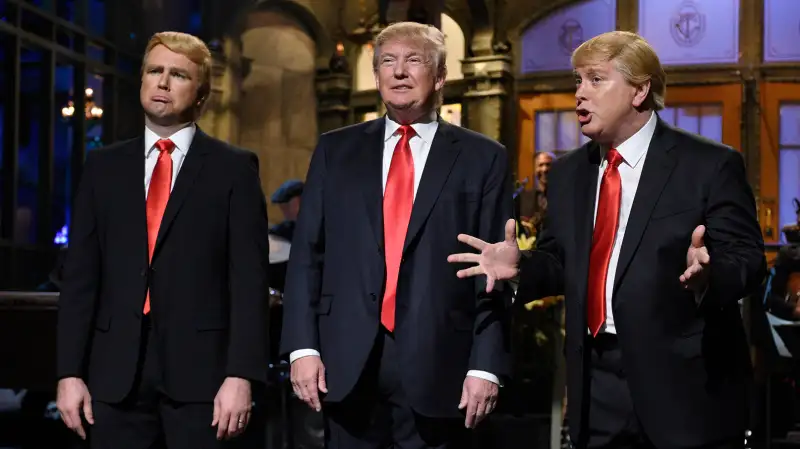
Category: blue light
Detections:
[{"x1": 54, "y1": 224, "x2": 68, "y2": 245}]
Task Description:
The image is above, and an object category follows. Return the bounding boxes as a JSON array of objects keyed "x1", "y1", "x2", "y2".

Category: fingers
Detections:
[
  {"x1": 447, "y1": 253, "x2": 481, "y2": 264},
  {"x1": 215, "y1": 403, "x2": 231, "y2": 440},
  {"x1": 457, "y1": 266, "x2": 485, "y2": 279},
  {"x1": 464, "y1": 395, "x2": 478, "y2": 429},
  {"x1": 691, "y1": 225, "x2": 706, "y2": 248},
  {"x1": 225, "y1": 412, "x2": 239, "y2": 439},
  {"x1": 82, "y1": 394, "x2": 94, "y2": 425},
  {"x1": 317, "y1": 366, "x2": 328, "y2": 394},
  {"x1": 504, "y1": 219, "x2": 516, "y2": 244},
  {"x1": 458, "y1": 383, "x2": 468, "y2": 410},
  {"x1": 486, "y1": 276, "x2": 496, "y2": 293},
  {"x1": 212, "y1": 399, "x2": 220, "y2": 426},
  {"x1": 457, "y1": 234, "x2": 487, "y2": 251}
]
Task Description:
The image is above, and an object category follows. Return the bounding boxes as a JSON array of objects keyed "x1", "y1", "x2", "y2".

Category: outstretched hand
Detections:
[
  {"x1": 447, "y1": 219, "x2": 521, "y2": 292},
  {"x1": 680, "y1": 225, "x2": 710, "y2": 292}
]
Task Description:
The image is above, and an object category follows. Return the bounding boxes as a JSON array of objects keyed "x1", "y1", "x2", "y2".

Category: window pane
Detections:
[
  {"x1": 0, "y1": 34, "x2": 8, "y2": 239},
  {"x1": 55, "y1": 60, "x2": 75, "y2": 245},
  {"x1": 698, "y1": 105, "x2": 723, "y2": 142},
  {"x1": 86, "y1": 73, "x2": 105, "y2": 148},
  {"x1": 17, "y1": 46, "x2": 47, "y2": 244},
  {"x1": 557, "y1": 111, "x2": 579, "y2": 150},
  {"x1": 57, "y1": 0, "x2": 78, "y2": 22},
  {"x1": 780, "y1": 103, "x2": 800, "y2": 146},
  {"x1": 660, "y1": 107, "x2": 676, "y2": 126},
  {"x1": 87, "y1": 0, "x2": 106, "y2": 37},
  {"x1": 779, "y1": 149, "x2": 800, "y2": 242},
  {"x1": 535, "y1": 112, "x2": 557, "y2": 152},
  {"x1": 675, "y1": 106, "x2": 700, "y2": 134}
]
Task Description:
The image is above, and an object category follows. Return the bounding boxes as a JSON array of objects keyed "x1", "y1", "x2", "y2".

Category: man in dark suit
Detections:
[
  {"x1": 280, "y1": 22, "x2": 513, "y2": 448},
  {"x1": 55, "y1": 31, "x2": 270, "y2": 449},
  {"x1": 449, "y1": 31, "x2": 765, "y2": 449}
]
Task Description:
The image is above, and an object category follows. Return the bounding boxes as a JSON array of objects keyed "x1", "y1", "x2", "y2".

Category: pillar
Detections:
[
  {"x1": 461, "y1": 44, "x2": 514, "y2": 147},
  {"x1": 316, "y1": 42, "x2": 353, "y2": 133},
  {"x1": 196, "y1": 39, "x2": 243, "y2": 144}
]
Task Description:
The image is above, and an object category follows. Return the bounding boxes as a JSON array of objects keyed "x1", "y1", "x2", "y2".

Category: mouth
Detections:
[
  {"x1": 151, "y1": 96, "x2": 171, "y2": 104},
  {"x1": 576, "y1": 108, "x2": 591, "y2": 124},
  {"x1": 391, "y1": 85, "x2": 413, "y2": 91}
]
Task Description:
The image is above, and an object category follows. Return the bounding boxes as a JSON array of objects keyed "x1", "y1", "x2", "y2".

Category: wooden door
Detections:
[
  {"x1": 759, "y1": 83, "x2": 800, "y2": 246},
  {"x1": 516, "y1": 84, "x2": 742, "y2": 189}
]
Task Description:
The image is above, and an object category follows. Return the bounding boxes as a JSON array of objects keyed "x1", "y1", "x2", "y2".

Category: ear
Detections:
[
  {"x1": 434, "y1": 66, "x2": 447, "y2": 91},
  {"x1": 632, "y1": 80, "x2": 651, "y2": 108}
]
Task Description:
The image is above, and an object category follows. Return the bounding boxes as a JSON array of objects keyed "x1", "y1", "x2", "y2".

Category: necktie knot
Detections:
[
  {"x1": 606, "y1": 148, "x2": 623, "y2": 168},
  {"x1": 155, "y1": 139, "x2": 175, "y2": 154},
  {"x1": 397, "y1": 125, "x2": 416, "y2": 139}
]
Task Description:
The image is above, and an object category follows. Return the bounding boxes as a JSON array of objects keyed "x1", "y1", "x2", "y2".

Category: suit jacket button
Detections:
[{"x1": 370, "y1": 293, "x2": 377, "y2": 301}]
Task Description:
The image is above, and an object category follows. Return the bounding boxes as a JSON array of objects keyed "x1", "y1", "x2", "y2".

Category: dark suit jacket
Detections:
[
  {"x1": 280, "y1": 118, "x2": 513, "y2": 418},
  {"x1": 517, "y1": 119, "x2": 766, "y2": 449},
  {"x1": 56, "y1": 128, "x2": 271, "y2": 404}
]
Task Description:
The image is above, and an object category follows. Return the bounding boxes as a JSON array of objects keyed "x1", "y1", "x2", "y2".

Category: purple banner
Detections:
[
  {"x1": 638, "y1": 0, "x2": 739, "y2": 66},
  {"x1": 520, "y1": 0, "x2": 616, "y2": 74}
]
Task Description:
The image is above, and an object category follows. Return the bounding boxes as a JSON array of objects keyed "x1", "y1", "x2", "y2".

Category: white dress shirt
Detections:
[
  {"x1": 144, "y1": 124, "x2": 196, "y2": 197},
  {"x1": 290, "y1": 115, "x2": 501, "y2": 385},
  {"x1": 592, "y1": 112, "x2": 657, "y2": 334}
]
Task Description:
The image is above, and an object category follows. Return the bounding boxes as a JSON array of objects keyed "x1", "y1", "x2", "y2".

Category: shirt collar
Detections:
[
  {"x1": 383, "y1": 113, "x2": 439, "y2": 145},
  {"x1": 144, "y1": 123, "x2": 196, "y2": 157},
  {"x1": 605, "y1": 111, "x2": 657, "y2": 168}
]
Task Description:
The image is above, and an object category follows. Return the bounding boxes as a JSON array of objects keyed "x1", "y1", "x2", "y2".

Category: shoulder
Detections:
[
  {"x1": 664, "y1": 123, "x2": 742, "y2": 167},
  {"x1": 87, "y1": 136, "x2": 141, "y2": 161},
  {"x1": 200, "y1": 131, "x2": 259, "y2": 167},
  {"x1": 320, "y1": 119, "x2": 376, "y2": 142},
  {"x1": 447, "y1": 123, "x2": 505, "y2": 152}
]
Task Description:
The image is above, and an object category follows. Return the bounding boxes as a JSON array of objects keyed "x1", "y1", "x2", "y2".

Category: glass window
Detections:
[
  {"x1": 535, "y1": 110, "x2": 589, "y2": 153},
  {"x1": 54, "y1": 59, "x2": 75, "y2": 245},
  {"x1": 17, "y1": 45, "x2": 48, "y2": 244},
  {"x1": 763, "y1": 0, "x2": 800, "y2": 63},
  {"x1": 659, "y1": 105, "x2": 723, "y2": 142},
  {"x1": 0, "y1": 33, "x2": 12, "y2": 240},
  {"x1": 779, "y1": 103, "x2": 800, "y2": 240},
  {"x1": 520, "y1": 0, "x2": 616, "y2": 74},
  {"x1": 638, "y1": 0, "x2": 739, "y2": 65},
  {"x1": 56, "y1": 0, "x2": 77, "y2": 22},
  {"x1": 86, "y1": 73, "x2": 105, "y2": 148},
  {"x1": 87, "y1": 0, "x2": 105, "y2": 38}
]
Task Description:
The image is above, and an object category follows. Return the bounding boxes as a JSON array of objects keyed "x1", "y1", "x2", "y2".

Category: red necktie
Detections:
[
  {"x1": 143, "y1": 138, "x2": 175, "y2": 315},
  {"x1": 381, "y1": 125, "x2": 415, "y2": 332},
  {"x1": 587, "y1": 148, "x2": 623, "y2": 336}
]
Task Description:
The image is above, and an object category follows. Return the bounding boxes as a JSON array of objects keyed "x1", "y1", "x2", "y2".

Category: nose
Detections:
[
  {"x1": 392, "y1": 60, "x2": 407, "y2": 78},
  {"x1": 575, "y1": 83, "x2": 587, "y2": 102},
  {"x1": 157, "y1": 73, "x2": 170, "y2": 90}
]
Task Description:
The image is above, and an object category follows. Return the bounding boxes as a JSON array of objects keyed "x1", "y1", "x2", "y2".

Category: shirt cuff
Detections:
[
  {"x1": 289, "y1": 349, "x2": 320, "y2": 363},
  {"x1": 467, "y1": 370, "x2": 502, "y2": 386}
]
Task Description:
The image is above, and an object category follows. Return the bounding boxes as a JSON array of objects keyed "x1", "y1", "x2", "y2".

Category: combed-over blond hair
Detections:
[{"x1": 142, "y1": 31, "x2": 212, "y2": 113}]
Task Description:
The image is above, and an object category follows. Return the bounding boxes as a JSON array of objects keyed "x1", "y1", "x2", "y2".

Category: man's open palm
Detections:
[{"x1": 447, "y1": 219, "x2": 521, "y2": 292}]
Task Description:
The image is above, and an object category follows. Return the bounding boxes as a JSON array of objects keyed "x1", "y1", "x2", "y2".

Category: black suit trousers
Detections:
[
  {"x1": 90, "y1": 317, "x2": 228, "y2": 449},
  {"x1": 324, "y1": 329, "x2": 471, "y2": 449}
]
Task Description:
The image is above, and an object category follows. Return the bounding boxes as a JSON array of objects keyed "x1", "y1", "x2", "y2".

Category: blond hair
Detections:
[
  {"x1": 373, "y1": 22, "x2": 447, "y2": 107},
  {"x1": 571, "y1": 31, "x2": 666, "y2": 111},
  {"x1": 142, "y1": 31, "x2": 212, "y2": 113}
]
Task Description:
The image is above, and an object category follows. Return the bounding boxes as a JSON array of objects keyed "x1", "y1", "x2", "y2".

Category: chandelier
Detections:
[{"x1": 61, "y1": 88, "x2": 103, "y2": 120}]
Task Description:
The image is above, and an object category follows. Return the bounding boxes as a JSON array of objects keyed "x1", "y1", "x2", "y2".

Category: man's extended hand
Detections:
[
  {"x1": 447, "y1": 219, "x2": 521, "y2": 292},
  {"x1": 457, "y1": 376, "x2": 498, "y2": 429},
  {"x1": 56, "y1": 377, "x2": 94, "y2": 440},
  {"x1": 680, "y1": 225, "x2": 710, "y2": 292},
  {"x1": 290, "y1": 356, "x2": 327, "y2": 412},
  {"x1": 212, "y1": 377, "x2": 252, "y2": 440}
]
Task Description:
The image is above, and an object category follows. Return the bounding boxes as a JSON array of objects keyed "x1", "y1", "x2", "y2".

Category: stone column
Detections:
[
  {"x1": 315, "y1": 43, "x2": 353, "y2": 133},
  {"x1": 196, "y1": 38, "x2": 243, "y2": 144},
  {"x1": 461, "y1": 50, "x2": 514, "y2": 146}
]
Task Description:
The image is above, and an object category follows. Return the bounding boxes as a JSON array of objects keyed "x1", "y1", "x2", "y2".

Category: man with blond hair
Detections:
[
  {"x1": 281, "y1": 21, "x2": 513, "y2": 448},
  {"x1": 449, "y1": 31, "x2": 764, "y2": 449},
  {"x1": 56, "y1": 31, "x2": 270, "y2": 448}
]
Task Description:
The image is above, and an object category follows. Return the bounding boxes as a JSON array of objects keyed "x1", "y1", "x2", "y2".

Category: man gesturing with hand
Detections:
[{"x1": 449, "y1": 32, "x2": 765, "y2": 449}]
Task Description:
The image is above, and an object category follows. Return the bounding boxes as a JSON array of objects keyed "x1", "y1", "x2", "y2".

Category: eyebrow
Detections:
[{"x1": 145, "y1": 64, "x2": 193, "y2": 78}]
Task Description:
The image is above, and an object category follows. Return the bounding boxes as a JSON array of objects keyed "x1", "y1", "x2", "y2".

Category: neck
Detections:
[
  {"x1": 386, "y1": 107, "x2": 436, "y2": 125},
  {"x1": 606, "y1": 109, "x2": 653, "y2": 148},
  {"x1": 144, "y1": 116, "x2": 193, "y2": 138}
]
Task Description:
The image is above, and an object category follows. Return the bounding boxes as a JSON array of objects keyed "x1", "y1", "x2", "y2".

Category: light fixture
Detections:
[{"x1": 61, "y1": 87, "x2": 103, "y2": 120}]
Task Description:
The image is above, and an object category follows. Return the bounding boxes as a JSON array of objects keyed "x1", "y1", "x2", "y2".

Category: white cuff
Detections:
[
  {"x1": 289, "y1": 349, "x2": 320, "y2": 363},
  {"x1": 467, "y1": 370, "x2": 502, "y2": 386}
]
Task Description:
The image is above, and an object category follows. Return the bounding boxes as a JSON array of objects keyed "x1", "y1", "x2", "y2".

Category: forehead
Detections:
[
  {"x1": 379, "y1": 38, "x2": 428, "y2": 55},
  {"x1": 145, "y1": 44, "x2": 197, "y2": 70},
  {"x1": 573, "y1": 60, "x2": 614, "y2": 76}
]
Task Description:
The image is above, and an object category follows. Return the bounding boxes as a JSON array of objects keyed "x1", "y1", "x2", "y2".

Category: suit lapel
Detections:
[
  {"x1": 612, "y1": 120, "x2": 678, "y2": 294},
  {"x1": 360, "y1": 119, "x2": 387, "y2": 251},
  {"x1": 573, "y1": 143, "x2": 601, "y2": 305},
  {"x1": 403, "y1": 119, "x2": 461, "y2": 253},
  {"x1": 152, "y1": 128, "x2": 211, "y2": 258},
  {"x1": 122, "y1": 137, "x2": 149, "y2": 267}
]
